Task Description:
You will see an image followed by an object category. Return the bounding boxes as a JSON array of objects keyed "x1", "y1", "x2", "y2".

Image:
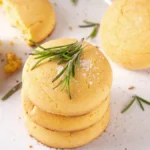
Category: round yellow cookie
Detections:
[
  {"x1": 3, "y1": 0, "x2": 56, "y2": 44},
  {"x1": 22, "y1": 38, "x2": 112, "y2": 116},
  {"x1": 24, "y1": 108, "x2": 110, "y2": 149},
  {"x1": 100, "y1": 0, "x2": 150, "y2": 70},
  {"x1": 23, "y1": 92, "x2": 110, "y2": 132}
]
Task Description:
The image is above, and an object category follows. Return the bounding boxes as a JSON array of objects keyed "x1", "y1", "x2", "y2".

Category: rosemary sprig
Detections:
[
  {"x1": 121, "y1": 97, "x2": 136, "y2": 113},
  {"x1": 1, "y1": 82, "x2": 22, "y2": 100},
  {"x1": 30, "y1": 39, "x2": 85, "y2": 99},
  {"x1": 79, "y1": 20, "x2": 100, "y2": 39},
  {"x1": 71, "y1": 0, "x2": 78, "y2": 5},
  {"x1": 121, "y1": 95, "x2": 150, "y2": 113}
]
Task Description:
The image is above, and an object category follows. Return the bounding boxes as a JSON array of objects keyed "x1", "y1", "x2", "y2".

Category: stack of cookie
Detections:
[{"x1": 22, "y1": 38, "x2": 112, "y2": 149}]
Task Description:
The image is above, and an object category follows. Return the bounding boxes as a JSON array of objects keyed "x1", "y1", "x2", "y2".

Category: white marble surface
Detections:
[{"x1": 0, "y1": 0, "x2": 150, "y2": 150}]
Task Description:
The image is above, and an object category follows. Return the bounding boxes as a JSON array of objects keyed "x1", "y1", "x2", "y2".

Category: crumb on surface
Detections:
[
  {"x1": 10, "y1": 41, "x2": 15, "y2": 46},
  {"x1": 29, "y1": 145, "x2": 33, "y2": 148},
  {"x1": 18, "y1": 116, "x2": 21, "y2": 119},
  {"x1": 1, "y1": 58, "x2": 4, "y2": 62},
  {"x1": 54, "y1": 2, "x2": 57, "y2": 6},
  {"x1": 128, "y1": 86, "x2": 135, "y2": 90},
  {"x1": 5, "y1": 52, "x2": 22, "y2": 73},
  {"x1": 16, "y1": 80, "x2": 19, "y2": 83},
  {"x1": 69, "y1": 26, "x2": 73, "y2": 30}
]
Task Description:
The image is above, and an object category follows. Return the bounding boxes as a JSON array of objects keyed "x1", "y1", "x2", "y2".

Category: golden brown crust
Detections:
[
  {"x1": 4, "y1": 0, "x2": 56, "y2": 44},
  {"x1": 23, "y1": 92, "x2": 110, "y2": 132},
  {"x1": 23, "y1": 108, "x2": 110, "y2": 149},
  {"x1": 100, "y1": 0, "x2": 150, "y2": 70}
]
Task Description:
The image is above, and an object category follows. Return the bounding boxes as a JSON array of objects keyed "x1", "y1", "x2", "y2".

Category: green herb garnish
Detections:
[
  {"x1": 79, "y1": 20, "x2": 100, "y2": 39},
  {"x1": 1, "y1": 82, "x2": 22, "y2": 100},
  {"x1": 30, "y1": 39, "x2": 86, "y2": 99},
  {"x1": 71, "y1": 0, "x2": 78, "y2": 5},
  {"x1": 121, "y1": 95, "x2": 150, "y2": 113}
]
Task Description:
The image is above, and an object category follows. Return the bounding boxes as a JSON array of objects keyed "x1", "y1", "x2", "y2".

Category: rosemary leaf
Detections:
[
  {"x1": 2, "y1": 82, "x2": 22, "y2": 101},
  {"x1": 79, "y1": 20, "x2": 99, "y2": 28},
  {"x1": 71, "y1": 0, "x2": 78, "y2": 5},
  {"x1": 121, "y1": 97, "x2": 136, "y2": 113},
  {"x1": 137, "y1": 98, "x2": 145, "y2": 111},
  {"x1": 67, "y1": 62, "x2": 72, "y2": 99},
  {"x1": 72, "y1": 63, "x2": 75, "y2": 77},
  {"x1": 53, "y1": 79, "x2": 65, "y2": 90},
  {"x1": 83, "y1": 20, "x2": 99, "y2": 25},
  {"x1": 87, "y1": 25, "x2": 99, "y2": 39},
  {"x1": 31, "y1": 56, "x2": 49, "y2": 70},
  {"x1": 136, "y1": 96, "x2": 150, "y2": 105},
  {"x1": 79, "y1": 20, "x2": 100, "y2": 39},
  {"x1": 79, "y1": 24, "x2": 97, "y2": 28},
  {"x1": 52, "y1": 65, "x2": 68, "y2": 83},
  {"x1": 31, "y1": 39, "x2": 85, "y2": 99},
  {"x1": 49, "y1": 55, "x2": 61, "y2": 62},
  {"x1": 61, "y1": 80, "x2": 67, "y2": 92},
  {"x1": 58, "y1": 59, "x2": 68, "y2": 64},
  {"x1": 29, "y1": 40, "x2": 46, "y2": 50}
]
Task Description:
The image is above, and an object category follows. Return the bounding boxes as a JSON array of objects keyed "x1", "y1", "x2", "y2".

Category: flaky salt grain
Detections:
[
  {"x1": 80, "y1": 60, "x2": 93, "y2": 71},
  {"x1": 57, "y1": 66, "x2": 64, "y2": 75}
]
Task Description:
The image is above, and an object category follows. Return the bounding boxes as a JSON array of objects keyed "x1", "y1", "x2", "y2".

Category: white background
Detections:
[{"x1": 0, "y1": 0, "x2": 150, "y2": 150}]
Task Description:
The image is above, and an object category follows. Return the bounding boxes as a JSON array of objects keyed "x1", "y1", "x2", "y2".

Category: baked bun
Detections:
[
  {"x1": 23, "y1": 92, "x2": 110, "y2": 132},
  {"x1": 3, "y1": 0, "x2": 56, "y2": 44},
  {"x1": 23, "y1": 108, "x2": 110, "y2": 149},
  {"x1": 22, "y1": 38, "x2": 112, "y2": 116},
  {"x1": 100, "y1": 0, "x2": 150, "y2": 70}
]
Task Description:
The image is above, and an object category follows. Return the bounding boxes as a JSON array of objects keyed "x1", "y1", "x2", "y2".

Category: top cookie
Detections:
[{"x1": 22, "y1": 38, "x2": 112, "y2": 116}]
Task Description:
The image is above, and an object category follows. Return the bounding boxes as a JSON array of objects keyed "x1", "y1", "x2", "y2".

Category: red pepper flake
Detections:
[{"x1": 54, "y1": 2, "x2": 57, "y2": 6}]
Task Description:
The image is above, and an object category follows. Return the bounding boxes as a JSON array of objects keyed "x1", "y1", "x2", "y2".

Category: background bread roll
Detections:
[
  {"x1": 3, "y1": 0, "x2": 56, "y2": 44},
  {"x1": 100, "y1": 0, "x2": 150, "y2": 70}
]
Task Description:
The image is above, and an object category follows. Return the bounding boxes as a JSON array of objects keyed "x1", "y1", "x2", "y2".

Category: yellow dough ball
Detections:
[
  {"x1": 23, "y1": 108, "x2": 110, "y2": 149},
  {"x1": 100, "y1": 0, "x2": 150, "y2": 70},
  {"x1": 22, "y1": 38, "x2": 112, "y2": 116},
  {"x1": 23, "y1": 92, "x2": 110, "y2": 132},
  {"x1": 3, "y1": 0, "x2": 56, "y2": 44}
]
